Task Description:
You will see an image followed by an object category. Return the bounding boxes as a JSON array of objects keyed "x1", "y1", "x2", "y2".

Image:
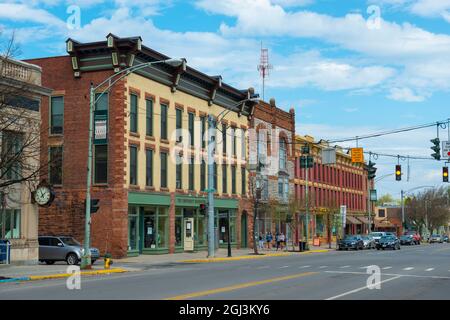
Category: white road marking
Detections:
[
  {"x1": 325, "y1": 275, "x2": 402, "y2": 300},
  {"x1": 425, "y1": 268, "x2": 434, "y2": 272},
  {"x1": 326, "y1": 270, "x2": 450, "y2": 280},
  {"x1": 340, "y1": 266, "x2": 350, "y2": 268},
  {"x1": 403, "y1": 267, "x2": 414, "y2": 271},
  {"x1": 299, "y1": 265, "x2": 311, "y2": 268},
  {"x1": 382, "y1": 267, "x2": 392, "y2": 270},
  {"x1": 279, "y1": 266, "x2": 289, "y2": 269},
  {"x1": 257, "y1": 266, "x2": 269, "y2": 269},
  {"x1": 319, "y1": 266, "x2": 328, "y2": 269}
]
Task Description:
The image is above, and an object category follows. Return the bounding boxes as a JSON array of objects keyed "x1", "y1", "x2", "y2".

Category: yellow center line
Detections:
[{"x1": 164, "y1": 271, "x2": 318, "y2": 300}]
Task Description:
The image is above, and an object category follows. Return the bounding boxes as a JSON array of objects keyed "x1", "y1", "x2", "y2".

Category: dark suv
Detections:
[{"x1": 38, "y1": 236, "x2": 100, "y2": 265}]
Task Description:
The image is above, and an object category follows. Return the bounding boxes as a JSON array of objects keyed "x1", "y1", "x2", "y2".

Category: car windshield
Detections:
[
  {"x1": 344, "y1": 236, "x2": 358, "y2": 240},
  {"x1": 370, "y1": 233, "x2": 383, "y2": 237},
  {"x1": 60, "y1": 237, "x2": 81, "y2": 246},
  {"x1": 361, "y1": 236, "x2": 370, "y2": 240},
  {"x1": 381, "y1": 236, "x2": 394, "y2": 240}
]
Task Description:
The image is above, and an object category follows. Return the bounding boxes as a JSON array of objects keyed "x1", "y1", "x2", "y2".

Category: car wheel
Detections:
[
  {"x1": 393, "y1": 246, "x2": 396, "y2": 250},
  {"x1": 377, "y1": 247, "x2": 380, "y2": 250},
  {"x1": 66, "y1": 253, "x2": 79, "y2": 265},
  {"x1": 45, "y1": 260, "x2": 55, "y2": 265},
  {"x1": 382, "y1": 247, "x2": 385, "y2": 250}
]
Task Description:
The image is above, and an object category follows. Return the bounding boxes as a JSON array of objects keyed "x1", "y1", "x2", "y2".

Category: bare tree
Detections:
[
  {"x1": 406, "y1": 187, "x2": 450, "y2": 238},
  {"x1": 0, "y1": 32, "x2": 53, "y2": 206}
]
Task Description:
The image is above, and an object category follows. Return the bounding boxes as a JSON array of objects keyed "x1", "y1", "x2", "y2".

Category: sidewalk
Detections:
[{"x1": 0, "y1": 263, "x2": 129, "y2": 283}]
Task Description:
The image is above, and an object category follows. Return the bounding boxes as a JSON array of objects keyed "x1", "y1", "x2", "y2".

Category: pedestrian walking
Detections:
[
  {"x1": 258, "y1": 235, "x2": 264, "y2": 249},
  {"x1": 279, "y1": 233, "x2": 286, "y2": 251},
  {"x1": 266, "y1": 232, "x2": 272, "y2": 250},
  {"x1": 276, "y1": 232, "x2": 281, "y2": 251}
]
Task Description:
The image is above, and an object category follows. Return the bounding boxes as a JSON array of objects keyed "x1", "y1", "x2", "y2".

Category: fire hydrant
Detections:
[{"x1": 104, "y1": 253, "x2": 113, "y2": 269}]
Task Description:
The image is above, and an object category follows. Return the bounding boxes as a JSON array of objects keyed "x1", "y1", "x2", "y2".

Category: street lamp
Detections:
[
  {"x1": 400, "y1": 185, "x2": 434, "y2": 234},
  {"x1": 206, "y1": 94, "x2": 259, "y2": 259},
  {"x1": 80, "y1": 58, "x2": 185, "y2": 269}
]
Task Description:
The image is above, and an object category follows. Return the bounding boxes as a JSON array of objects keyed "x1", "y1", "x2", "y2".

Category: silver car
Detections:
[
  {"x1": 361, "y1": 235, "x2": 376, "y2": 249},
  {"x1": 38, "y1": 236, "x2": 100, "y2": 265},
  {"x1": 369, "y1": 232, "x2": 387, "y2": 244},
  {"x1": 429, "y1": 234, "x2": 443, "y2": 243}
]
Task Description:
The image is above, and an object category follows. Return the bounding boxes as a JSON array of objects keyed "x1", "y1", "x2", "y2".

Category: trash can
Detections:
[{"x1": 0, "y1": 239, "x2": 11, "y2": 264}]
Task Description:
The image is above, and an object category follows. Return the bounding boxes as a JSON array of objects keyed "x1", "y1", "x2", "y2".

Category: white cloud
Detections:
[
  {"x1": 409, "y1": 0, "x2": 450, "y2": 17},
  {"x1": 388, "y1": 87, "x2": 427, "y2": 102},
  {"x1": 0, "y1": 3, "x2": 65, "y2": 27}
]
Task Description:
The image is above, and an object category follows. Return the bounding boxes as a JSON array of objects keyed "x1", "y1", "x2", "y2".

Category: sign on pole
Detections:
[
  {"x1": 442, "y1": 141, "x2": 450, "y2": 158},
  {"x1": 351, "y1": 148, "x2": 364, "y2": 163},
  {"x1": 322, "y1": 148, "x2": 336, "y2": 165},
  {"x1": 370, "y1": 189, "x2": 377, "y2": 202},
  {"x1": 340, "y1": 205, "x2": 347, "y2": 225}
]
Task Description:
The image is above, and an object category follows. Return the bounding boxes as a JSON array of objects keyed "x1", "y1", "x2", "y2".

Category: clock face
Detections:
[{"x1": 34, "y1": 186, "x2": 51, "y2": 206}]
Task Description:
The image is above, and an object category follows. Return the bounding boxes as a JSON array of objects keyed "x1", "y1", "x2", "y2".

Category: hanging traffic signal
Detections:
[
  {"x1": 367, "y1": 161, "x2": 377, "y2": 180},
  {"x1": 199, "y1": 203, "x2": 207, "y2": 215},
  {"x1": 395, "y1": 165, "x2": 402, "y2": 181},
  {"x1": 443, "y1": 167, "x2": 449, "y2": 183},
  {"x1": 430, "y1": 138, "x2": 441, "y2": 160}
]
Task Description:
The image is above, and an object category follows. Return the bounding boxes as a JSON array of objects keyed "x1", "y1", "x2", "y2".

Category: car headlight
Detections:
[
  {"x1": 351, "y1": 242, "x2": 356, "y2": 245},
  {"x1": 80, "y1": 248, "x2": 85, "y2": 254}
]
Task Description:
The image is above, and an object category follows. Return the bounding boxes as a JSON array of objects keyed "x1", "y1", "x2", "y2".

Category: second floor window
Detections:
[
  {"x1": 161, "y1": 104, "x2": 168, "y2": 140},
  {"x1": 231, "y1": 127, "x2": 236, "y2": 156},
  {"x1": 129, "y1": 146, "x2": 137, "y2": 185},
  {"x1": 200, "y1": 116, "x2": 206, "y2": 149},
  {"x1": 176, "y1": 162, "x2": 182, "y2": 189},
  {"x1": 160, "y1": 152, "x2": 168, "y2": 188},
  {"x1": 279, "y1": 139, "x2": 287, "y2": 170},
  {"x1": 231, "y1": 166, "x2": 236, "y2": 194},
  {"x1": 146, "y1": 99, "x2": 153, "y2": 136},
  {"x1": 94, "y1": 145, "x2": 107, "y2": 184},
  {"x1": 49, "y1": 146, "x2": 63, "y2": 185},
  {"x1": 241, "y1": 129, "x2": 246, "y2": 160},
  {"x1": 189, "y1": 157, "x2": 194, "y2": 191},
  {"x1": 130, "y1": 94, "x2": 138, "y2": 133},
  {"x1": 146, "y1": 149, "x2": 153, "y2": 187},
  {"x1": 1, "y1": 131, "x2": 23, "y2": 180},
  {"x1": 222, "y1": 164, "x2": 227, "y2": 194},
  {"x1": 50, "y1": 96, "x2": 64, "y2": 134},
  {"x1": 201, "y1": 160, "x2": 206, "y2": 191},
  {"x1": 241, "y1": 168, "x2": 246, "y2": 195}
]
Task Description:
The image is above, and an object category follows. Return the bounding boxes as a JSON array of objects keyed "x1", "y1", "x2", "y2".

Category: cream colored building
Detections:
[{"x1": 0, "y1": 58, "x2": 51, "y2": 264}]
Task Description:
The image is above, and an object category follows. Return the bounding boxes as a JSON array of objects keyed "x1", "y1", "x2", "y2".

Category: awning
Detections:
[
  {"x1": 374, "y1": 219, "x2": 394, "y2": 228},
  {"x1": 356, "y1": 216, "x2": 371, "y2": 224},
  {"x1": 346, "y1": 216, "x2": 362, "y2": 225}
]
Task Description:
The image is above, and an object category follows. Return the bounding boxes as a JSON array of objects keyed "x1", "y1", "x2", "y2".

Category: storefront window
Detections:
[
  {"x1": 195, "y1": 212, "x2": 206, "y2": 245},
  {"x1": 218, "y1": 210, "x2": 236, "y2": 244},
  {"x1": 158, "y1": 215, "x2": 168, "y2": 248},
  {"x1": 1, "y1": 209, "x2": 20, "y2": 239},
  {"x1": 175, "y1": 216, "x2": 183, "y2": 247},
  {"x1": 128, "y1": 207, "x2": 139, "y2": 251},
  {"x1": 143, "y1": 209, "x2": 156, "y2": 249}
]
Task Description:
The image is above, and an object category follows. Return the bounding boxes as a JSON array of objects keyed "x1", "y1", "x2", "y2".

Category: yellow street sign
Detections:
[{"x1": 351, "y1": 148, "x2": 364, "y2": 163}]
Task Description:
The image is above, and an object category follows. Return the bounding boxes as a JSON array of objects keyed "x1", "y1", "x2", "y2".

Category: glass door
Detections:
[{"x1": 143, "y1": 209, "x2": 156, "y2": 249}]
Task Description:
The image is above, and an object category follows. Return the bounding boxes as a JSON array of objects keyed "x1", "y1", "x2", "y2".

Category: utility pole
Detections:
[
  {"x1": 305, "y1": 155, "x2": 309, "y2": 249},
  {"x1": 367, "y1": 177, "x2": 371, "y2": 233},
  {"x1": 401, "y1": 190, "x2": 405, "y2": 231},
  {"x1": 227, "y1": 211, "x2": 232, "y2": 257},
  {"x1": 207, "y1": 115, "x2": 216, "y2": 258},
  {"x1": 81, "y1": 83, "x2": 94, "y2": 269}
]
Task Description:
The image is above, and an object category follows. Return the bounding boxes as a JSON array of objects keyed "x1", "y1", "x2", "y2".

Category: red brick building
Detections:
[
  {"x1": 26, "y1": 35, "x2": 256, "y2": 258},
  {"x1": 294, "y1": 135, "x2": 375, "y2": 245}
]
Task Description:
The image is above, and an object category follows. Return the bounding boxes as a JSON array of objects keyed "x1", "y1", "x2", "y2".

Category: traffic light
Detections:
[
  {"x1": 84, "y1": 199, "x2": 100, "y2": 214},
  {"x1": 367, "y1": 161, "x2": 377, "y2": 180},
  {"x1": 199, "y1": 203, "x2": 207, "y2": 215},
  {"x1": 443, "y1": 167, "x2": 449, "y2": 183},
  {"x1": 431, "y1": 138, "x2": 441, "y2": 160},
  {"x1": 395, "y1": 165, "x2": 402, "y2": 181},
  {"x1": 300, "y1": 155, "x2": 314, "y2": 168}
]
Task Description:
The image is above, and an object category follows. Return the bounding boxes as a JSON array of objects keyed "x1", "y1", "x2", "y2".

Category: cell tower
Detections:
[{"x1": 257, "y1": 42, "x2": 272, "y2": 101}]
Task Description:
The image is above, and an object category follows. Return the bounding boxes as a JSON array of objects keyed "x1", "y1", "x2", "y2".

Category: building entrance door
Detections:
[
  {"x1": 241, "y1": 211, "x2": 248, "y2": 248},
  {"x1": 184, "y1": 217, "x2": 194, "y2": 251}
]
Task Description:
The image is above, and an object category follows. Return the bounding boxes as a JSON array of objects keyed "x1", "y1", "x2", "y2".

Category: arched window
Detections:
[
  {"x1": 257, "y1": 129, "x2": 266, "y2": 169},
  {"x1": 279, "y1": 138, "x2": 287, "y2": 170}
]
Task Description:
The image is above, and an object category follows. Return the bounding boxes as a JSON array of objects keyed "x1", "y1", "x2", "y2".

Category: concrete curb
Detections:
[
  {"x1": 179, "y1": 249, "x2": 331, "y2": 263},
  {"x1": 0, "y1": 268, "x2": 128, "y2": 284}
]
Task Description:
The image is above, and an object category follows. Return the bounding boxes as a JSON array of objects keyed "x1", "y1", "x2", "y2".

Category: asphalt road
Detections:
[{"x1": 1, "y1": 244, "x2": 450, "y2": 300}]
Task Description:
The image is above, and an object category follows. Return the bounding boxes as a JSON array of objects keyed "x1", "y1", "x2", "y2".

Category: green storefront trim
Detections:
[
  {"x1": 175, "y1": 195, "x2": 238, "y2": 209},
  {"x1": 128, "y1": 191, "x2": 171, "y2": 206}
]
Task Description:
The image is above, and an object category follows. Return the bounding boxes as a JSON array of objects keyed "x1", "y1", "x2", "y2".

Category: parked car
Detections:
[
  {"x1": 443, "y1": 235, "x2": 449, "y2": 243},
  {"x1": 385, "y1": 232, "x2": 397, "y2": 237},
  {"x1": 429, "y1": 234, "x2": 443, "y2": 243},
  {"x1": 360, "y1": 235, "x2": 376, "y2": 249},
  {"x1": 376, "y1": 235, "x2": 401, "y2": 250},
  {"x1": 404, "y1": 231, "x2": 421, "y2": 245},
  {"x1": 399, "y1": 234, "x2": 415, "y2": 245},
  {"x1": 369, "y1": 232, "x2": 387, "y2": 244},
  {"x1": 38, "y1": 236, "x2": 100, "y2": 265},
  {"x1": 338, "y1": 235, "x2": 364, "y2": 250}
]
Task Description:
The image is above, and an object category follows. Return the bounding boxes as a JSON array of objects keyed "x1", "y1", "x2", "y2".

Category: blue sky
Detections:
[{"x1": 1, "y1": 0, "x2": 450, "y2": 198}]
